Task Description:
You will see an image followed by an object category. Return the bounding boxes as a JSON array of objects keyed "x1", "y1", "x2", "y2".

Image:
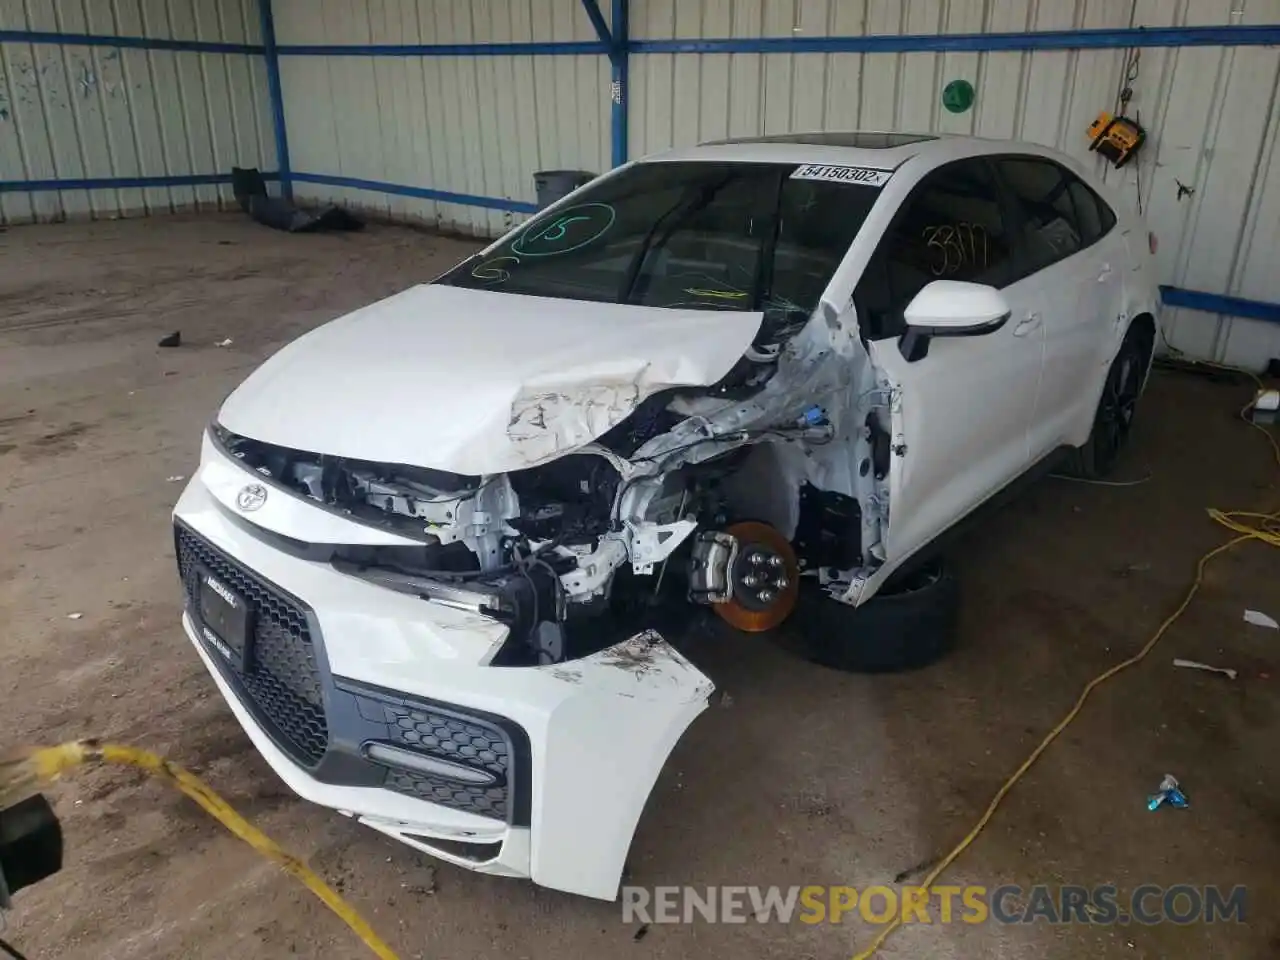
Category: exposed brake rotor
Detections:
[{"x1": 713, "y1": 521, "x2": 800, "y2": 632}]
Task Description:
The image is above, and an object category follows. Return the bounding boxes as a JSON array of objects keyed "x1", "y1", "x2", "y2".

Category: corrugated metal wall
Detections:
[
  {"x1": 0, "y1": 0, "x2": 276, "y2": 224},
  {"x1": 273, "y1": 0, "x2": 612, "y2": 237},
  {"x1": 5, "y1": 1, "x2": 1279, "y2": 364},
  {"x1": 629, "y1": 0, "x2": 1280, "y2": 365}
]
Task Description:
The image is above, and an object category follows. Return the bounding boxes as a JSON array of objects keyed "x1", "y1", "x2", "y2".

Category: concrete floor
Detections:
[{"x1": 1, "y1": 215, "x2": 1277, "y2": 960}]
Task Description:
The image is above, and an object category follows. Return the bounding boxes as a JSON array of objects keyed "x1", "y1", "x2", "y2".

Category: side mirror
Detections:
[{"x1": 899, "y1": 280, "x2": 1012, "y2": 361}]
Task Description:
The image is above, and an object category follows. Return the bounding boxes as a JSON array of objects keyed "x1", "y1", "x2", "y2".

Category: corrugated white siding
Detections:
[
  {"x1": 629, "y1": 0, "x2": 1280, "y2": 366},
  {"x1": 0, "y1": 0, "x2": 276, "y2": 225},
  {"x1": 13, "y1": 0, "x2": 1276, "y2": 364},
  {"x1": 273, "y1": 0, "x2": 612, "y2": 237}
]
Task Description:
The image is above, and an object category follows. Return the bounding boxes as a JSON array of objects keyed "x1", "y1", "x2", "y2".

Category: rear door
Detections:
[
  {"x1": 857, "y1": 158, "x2": 1045, "y2": 564},
  {"x1": 996, "y1": 157, "x2": 1126, "y2": 455}
]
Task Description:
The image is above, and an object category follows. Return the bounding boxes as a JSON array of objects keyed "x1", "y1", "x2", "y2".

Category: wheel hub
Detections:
[
  {"x1": 713, "y1": 521, "x2": 800, "y2": 632},
  {"x1": 731, "y1": 545, "x2": 791, "y2": 610}
]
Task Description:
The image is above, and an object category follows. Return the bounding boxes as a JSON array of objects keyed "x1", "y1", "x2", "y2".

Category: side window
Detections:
[
  {"x1": 1067, "y1": 180, "x2": 1104, "y2": 243},
  {"x1": 1079, "y1": 179, "x2": 1118, "y2": 237},
  {"x1": 855, "y1": 159, "x2": 1014, "y2": 340},
  {"x1": 998, "y1": 158, "x2": 1113, "y2": 273}
]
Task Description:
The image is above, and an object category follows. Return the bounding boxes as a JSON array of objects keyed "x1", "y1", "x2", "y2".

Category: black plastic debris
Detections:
[
  {"x1": 157, "y1": 331, "x2": 181, "y2": 348},
  {"x1": 231, "y1": 167, "x2": 363, "y2": 234},
  {"x1": 0, "y1": 793, "x2": 64, "y2": 908}
]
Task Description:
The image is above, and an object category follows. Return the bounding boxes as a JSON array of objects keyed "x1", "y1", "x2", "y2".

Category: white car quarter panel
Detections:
[{"x1": 1026, "y1": 240, "x2": 1122, "y2": 458}]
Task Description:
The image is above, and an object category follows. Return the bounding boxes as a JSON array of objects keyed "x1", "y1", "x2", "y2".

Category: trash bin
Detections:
[{"x1": 533, "y1": 169, "x2": 597, "y2": 210}]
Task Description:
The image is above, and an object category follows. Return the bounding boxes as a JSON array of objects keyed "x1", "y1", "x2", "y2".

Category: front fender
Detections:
[{"x1": 531, "y1": 631, "x2": 714, "y2": 899}]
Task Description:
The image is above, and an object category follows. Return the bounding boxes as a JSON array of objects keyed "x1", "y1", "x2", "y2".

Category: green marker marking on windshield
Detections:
[{"x1": 532, "y1": 215, "x2": 590, "y2": 242}]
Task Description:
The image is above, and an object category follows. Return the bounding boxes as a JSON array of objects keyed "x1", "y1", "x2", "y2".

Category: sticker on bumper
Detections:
[{"x1": 790, "y1": 164, "x2": 892, "y2": 186}]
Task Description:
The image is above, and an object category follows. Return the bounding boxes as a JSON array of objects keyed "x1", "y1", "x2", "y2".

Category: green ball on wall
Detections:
[{"x1": 942, "y1": 79, "x2": 975, "y2": 114}]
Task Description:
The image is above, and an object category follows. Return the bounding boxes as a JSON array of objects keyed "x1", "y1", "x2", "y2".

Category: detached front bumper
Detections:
[{"x1": 172, "y1": 445, "x2": 713, "y2": 900}]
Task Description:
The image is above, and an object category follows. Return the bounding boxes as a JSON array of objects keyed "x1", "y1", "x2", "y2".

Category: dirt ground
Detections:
[{"x1": 1, "y1": 215, "x2": 1277, "y2": 960}]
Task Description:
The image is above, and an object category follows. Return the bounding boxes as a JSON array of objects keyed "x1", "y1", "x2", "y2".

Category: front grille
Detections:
[
  {"x1": 176, "y1": 526, "x2": 329, "y2": 767},
  {"x1": 380, "y1": 704, "x2": 511, "y2": 819}
]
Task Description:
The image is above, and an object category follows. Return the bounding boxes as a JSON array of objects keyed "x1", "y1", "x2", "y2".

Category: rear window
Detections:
[
  {"x1": 997, "y1": 157, "x2": 1117, "y2": 274},
  {"x1": 439, "y1": 161, "x2": 881, "y2": 314}
]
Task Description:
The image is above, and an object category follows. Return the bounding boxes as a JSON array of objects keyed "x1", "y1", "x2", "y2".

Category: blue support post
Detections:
[
  {"x1": 257, "y1": 0, "x2": 293, "y2": 199},
  {"x1": 609, "y1": 0, "x2": 628, "y2": 168},
  {"x1": 580, "y1": 0, "x2": 626, "y2": 168}
]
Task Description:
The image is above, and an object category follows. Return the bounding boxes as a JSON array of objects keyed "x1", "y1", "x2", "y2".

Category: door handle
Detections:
[
  {"x1": 1097, "y1": 262, "x2": 1113, "y2": 282},
  {"x1": 1012, "y1": 313, "x2": 1042, "y2": 337}
]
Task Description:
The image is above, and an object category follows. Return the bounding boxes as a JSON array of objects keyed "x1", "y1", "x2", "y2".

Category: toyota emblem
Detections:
[{"x1": 236, "y1": 483, "x2": 268, "y2": 512}]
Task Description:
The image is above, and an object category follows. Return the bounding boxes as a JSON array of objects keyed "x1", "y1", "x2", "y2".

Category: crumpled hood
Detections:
[{"x1": 218, "y1": 284, "x2": 763, "y2": 475}]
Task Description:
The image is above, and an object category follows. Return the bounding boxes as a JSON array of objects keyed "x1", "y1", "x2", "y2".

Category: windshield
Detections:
[{"x1": 439, "y1": 161, "x2": 882, "y2": 314}]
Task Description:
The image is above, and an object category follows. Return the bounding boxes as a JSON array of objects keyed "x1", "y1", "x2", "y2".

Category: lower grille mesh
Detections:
[{"x1": 176, "y1": 526, "x2": 329, "y2": 767}]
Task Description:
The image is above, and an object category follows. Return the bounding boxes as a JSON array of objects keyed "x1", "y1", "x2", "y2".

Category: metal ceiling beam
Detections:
[{"x1": 579, "y1": 0, "x2": 614, "y2": 53}]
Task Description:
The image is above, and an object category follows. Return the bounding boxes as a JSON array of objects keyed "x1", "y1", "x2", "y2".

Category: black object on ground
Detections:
[
  {"x1": 799, "y1": 559, "x2": 959, "y2": 673},
  {"x1": 231, "y1": 168, "x2": 363, "y2": 234},
  {"x1": 157, "y1": 331, "x2": 181, "y2": 348},
  {"x1": 533, "y1": 169, "x2": 596, "y2": 210},
  {"x1": 0, "y1": 793, "x2": 64, "y2": 909}
]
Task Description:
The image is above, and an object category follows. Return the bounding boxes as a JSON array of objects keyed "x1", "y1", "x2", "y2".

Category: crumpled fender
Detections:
[{"x1": 530, "y1": 630, "x2": 714, "y2": 899}]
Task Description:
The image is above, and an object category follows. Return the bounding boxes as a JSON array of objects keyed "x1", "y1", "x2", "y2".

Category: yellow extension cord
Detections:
[
  {"x1": 852, "y1": 375, "x2": 1280, "y2": 959},
  {"x1": 0, "y1": 740, "x2": 401, "y2": 960},
  {"x1": 1, "y1": 369, "x2": 1274, "y2": 960}
]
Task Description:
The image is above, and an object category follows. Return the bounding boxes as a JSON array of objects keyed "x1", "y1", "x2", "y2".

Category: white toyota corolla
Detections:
[{"x1": 174, "y1": 132, "x2": 1160, "y2": 899}]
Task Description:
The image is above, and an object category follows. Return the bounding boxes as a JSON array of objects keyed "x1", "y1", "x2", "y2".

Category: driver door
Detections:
[{"x1": 856, "y1": 158, "x2": 1045, "y2": 564}]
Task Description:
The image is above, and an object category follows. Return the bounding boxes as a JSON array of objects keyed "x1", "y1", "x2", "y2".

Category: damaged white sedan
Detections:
[{"x1": 174, "y1": 133, "x2": 1160, "y2": 898}]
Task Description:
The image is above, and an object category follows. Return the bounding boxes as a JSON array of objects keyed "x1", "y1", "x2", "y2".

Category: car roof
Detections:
[
  {"x1": 643, "y1": 132, "x2": 1060, "y2": 171},
  {"x1": 705, "y1": 132, "x2": 939, "y2": 149}
]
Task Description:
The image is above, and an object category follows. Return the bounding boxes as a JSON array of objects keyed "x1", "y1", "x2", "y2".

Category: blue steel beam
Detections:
[
  {"x1": 631, "y1": 24, "x2": 1280, "y2": 55},
  {"x1": 0, "y1": 29, "x2": 261, "y2": 54},
  {"x1": 1160, "y1": 286, "x2": 1280, "y2": 327},
  {"x1": 289, "y1": 173, "x2": 539, "y2": 214},
  {"x1": 579, "y1": 0, "x2": 614, "y2": 52},
  {"x1": 0, "y1": 173, "x2": 278, "y2": 193},
  {"x1": 257, "y1": 0, "x2": 293, "y2": 199},
  {"x1": 610, "y1": 0, "x2": 628, "y2": 167},
  {"x1": 276, "y1": 41, "x2": 606, "y2": 57}
]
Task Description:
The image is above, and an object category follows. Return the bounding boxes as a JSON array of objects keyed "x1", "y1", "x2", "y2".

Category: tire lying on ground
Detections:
[{"x1": 797, "y1": 560, "x2": 959, "y2": 673}]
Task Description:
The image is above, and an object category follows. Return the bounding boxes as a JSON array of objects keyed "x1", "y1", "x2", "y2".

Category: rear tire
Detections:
[
  {"x1": 797, "y1": 560, "x2": 959, "y2": 673},
  {"x1": 1065, "y1": 325, "x2": 1151, "y2": 479}
]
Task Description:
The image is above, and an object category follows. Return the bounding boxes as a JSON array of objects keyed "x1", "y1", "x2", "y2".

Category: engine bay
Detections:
[{"x1": 210, "y1": 296, "x2": 899, "y2": 667}]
